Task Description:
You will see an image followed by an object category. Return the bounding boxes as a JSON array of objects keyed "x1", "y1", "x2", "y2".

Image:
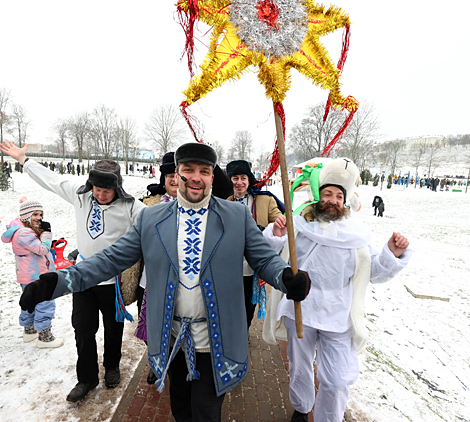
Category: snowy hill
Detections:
[{"x1": 0, "y1": 170, "x2": 469, "y2": 422}]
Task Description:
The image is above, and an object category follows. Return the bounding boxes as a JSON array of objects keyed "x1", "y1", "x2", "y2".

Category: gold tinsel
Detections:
[{"x1": 178, "y1": 0, "x2": 357, "y2": 111}]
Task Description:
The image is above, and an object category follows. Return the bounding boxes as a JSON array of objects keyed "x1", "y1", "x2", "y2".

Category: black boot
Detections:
[
  {"x1": 291, "y1": 409, "x2": 309, "y2": 422},
  {"x1": 66, "y1": 380, "x2": 99, "y2": 402},
  {"x1": 147, "y1": 368, "x2": 157, "y2": 385},
  {"x1": 105, "y1": 367, "x2": 121, "y2": 388}
]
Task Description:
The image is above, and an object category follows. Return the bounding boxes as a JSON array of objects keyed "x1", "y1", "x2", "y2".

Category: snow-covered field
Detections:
[{"x1": 1, "y1": 169, "x2": 469, "y2": 422}]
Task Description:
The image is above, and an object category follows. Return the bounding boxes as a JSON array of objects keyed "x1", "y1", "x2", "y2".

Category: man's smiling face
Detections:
[{"x1": 177, "y1": 162, "x2": 214, "y2": 203}]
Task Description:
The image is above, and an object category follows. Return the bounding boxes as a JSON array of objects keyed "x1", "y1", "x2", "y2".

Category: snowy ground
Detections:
[{"x1": 1, "y1": 169, "x2": 469, "y2": 422}]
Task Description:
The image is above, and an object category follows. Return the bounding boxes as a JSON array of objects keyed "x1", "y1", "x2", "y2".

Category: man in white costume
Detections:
[{"x1": 263, "y1": 158, "x2": 411, "y2": 422}]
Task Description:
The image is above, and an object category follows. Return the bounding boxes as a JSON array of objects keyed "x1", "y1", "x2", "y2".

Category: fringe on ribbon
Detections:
[
  {"x1": 254, "y1": 102, "x2": 284, "y2": 189},
  {"x1": 180, "y1": 101, "x2": 205, "y2": 143},
  {"x1": 134, "y1": 289, "x2": 147, "y2": 341},
  {"x1": 115, "y1": 275, "x2": 134, "y2": 323},
  {"x1": 323, "y1": 25, "x2": 351, "y2": 123},
  {"x1": 177, "y1": 0, "x2": 199, "y2": 78},
  {"x1": 252, "y1": 274, "x2": 267, "y2": 319},
  {"x1": 321, "y1": 104, "x2": 357, "y2": 157}
]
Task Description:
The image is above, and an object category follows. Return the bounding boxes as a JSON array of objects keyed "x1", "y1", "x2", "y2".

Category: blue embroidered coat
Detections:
[{"x1": 51, "y1": 196, "x2": 289, "y2": 396}]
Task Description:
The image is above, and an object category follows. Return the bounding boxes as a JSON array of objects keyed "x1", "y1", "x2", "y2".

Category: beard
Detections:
[{"x1": 311, "y1": 201, "x2": 350, "y2": 222}]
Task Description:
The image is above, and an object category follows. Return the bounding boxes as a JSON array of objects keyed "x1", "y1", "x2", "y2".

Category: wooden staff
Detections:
[{"x1": 273, "y1": 103, "x2": 303, "y2": 339}]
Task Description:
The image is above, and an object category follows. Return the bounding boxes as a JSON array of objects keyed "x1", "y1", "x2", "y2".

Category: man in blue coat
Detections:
[{"x1": 20, "y1": 142, "x2": 310, "y2": 422}]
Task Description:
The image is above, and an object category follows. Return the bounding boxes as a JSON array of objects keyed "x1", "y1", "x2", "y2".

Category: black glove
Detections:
[
  {"x1": 19, "y1": 272, "x2": 58, "y2": 313},
  {"x1": 40, "y1": 220, "x2": 51, "y2": 232},
  {"x1": 282, "y1": 267, "x2": 310, "y2": 301}
]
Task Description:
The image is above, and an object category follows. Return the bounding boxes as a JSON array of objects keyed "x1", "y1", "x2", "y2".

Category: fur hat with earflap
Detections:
[
  {"x1": 19, "y1": 196, "x2": 43, "y2": 223},
  {"x1": 290, "y1": 157, "x2": 361, "y2": 212},
  {"x1": 319, "y1": 158, "x2": 361, "y2": 211}
]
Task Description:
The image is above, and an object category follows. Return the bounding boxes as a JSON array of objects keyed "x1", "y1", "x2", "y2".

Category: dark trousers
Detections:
[
  {"x1": 72, "y1": 284, "x2": 124, "y2": 383},
  {"x1": 168, "y1": 349, "x2": 225, "y2": 422},
  {"x1": 243, "y1": 275, "x2": 257, "y2": 330}
]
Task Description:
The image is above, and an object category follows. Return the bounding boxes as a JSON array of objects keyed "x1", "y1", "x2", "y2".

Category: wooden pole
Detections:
[{"x1": 273, "y1": 103, "x2": 303, "y2": 339}]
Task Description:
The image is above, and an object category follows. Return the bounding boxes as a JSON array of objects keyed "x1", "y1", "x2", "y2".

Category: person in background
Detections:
[
  {"x1": 1, "y1": 197, "x2": 64, "y2": 348},
  {"x1": 0, "y1": 140, "x2": 146, "y2": 403},
  {"x1": 226, "y1": 159, "x2": 284, "y2": 331},
  {"x1": 136, "y1": 151, "x2": 178, "y2": 385}
]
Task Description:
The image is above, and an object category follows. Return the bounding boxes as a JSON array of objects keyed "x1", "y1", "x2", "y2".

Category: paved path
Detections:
[{"x1": 112, "y1": 311, "x2": 315, "y2": 422}]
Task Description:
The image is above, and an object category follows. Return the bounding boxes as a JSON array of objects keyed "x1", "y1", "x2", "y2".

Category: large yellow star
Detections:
[{"x1": 178, "y1": 0, "x2": 358, "y2": 111}]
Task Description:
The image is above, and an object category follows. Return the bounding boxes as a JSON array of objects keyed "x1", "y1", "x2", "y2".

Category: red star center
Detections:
[{"x1": 256, "y1": 0, "x2": 279, "y2": 29}]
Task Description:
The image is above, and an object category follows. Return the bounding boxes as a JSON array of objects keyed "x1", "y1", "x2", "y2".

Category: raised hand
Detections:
[
  {"x1": 387, "y1": 232, "x2": 409, "y2": 258},
  {"x1": 0, "y1": 141, "x2": 28, "y2": 165},
  {"x1": 273, "y1": 215, "x2": 287, "y2": 237}
]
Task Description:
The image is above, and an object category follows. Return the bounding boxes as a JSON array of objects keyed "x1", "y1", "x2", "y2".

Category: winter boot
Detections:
[
  {"x1": 291, "y1": 410, "x2": 309, "y2": 422},
  {"x1": 66, "y1": 380, "x2": 99, "y2": 402},
  {"x1": 147, "y1": 368, "x2": 157, "y2": 385},
  {"x1": 23, "y1": 324, "x2": 38, "y2": 343},
  {"x1": 36, "y1": 326, "x2": 65, "y2": 348},
  {"x1": 105, "y1": 367, "x2": 121, "y2": 388}
]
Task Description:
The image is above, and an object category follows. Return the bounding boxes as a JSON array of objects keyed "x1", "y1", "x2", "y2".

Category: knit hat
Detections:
[
  {"x1": 76, "y1": 159, "x2": 132, "y2": 200},
  {"x1": 175, "y1": 143, "x2": 217, "y2": 167},
  {"x1": 19, "y1": 196, "x2": 43, "y2": 222},
  {"x1": 226, "y1": 160, "x2": 258, "y2": 186},
  {"x1": 147, "y1": 152, "x2": 176, "y2": 196}
]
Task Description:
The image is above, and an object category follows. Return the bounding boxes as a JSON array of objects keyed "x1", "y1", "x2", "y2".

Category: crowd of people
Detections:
[
  {"x1": 391, "y1": 174, "x2": 467, "y2": 190},
  {"x1": 1, "y1": 140, "x2": 411, "y2": 422}
]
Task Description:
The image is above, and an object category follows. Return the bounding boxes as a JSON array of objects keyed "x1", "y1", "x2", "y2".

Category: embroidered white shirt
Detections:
[{"x1": 173, "y1": 190, "x2": 211, "y2": 350}]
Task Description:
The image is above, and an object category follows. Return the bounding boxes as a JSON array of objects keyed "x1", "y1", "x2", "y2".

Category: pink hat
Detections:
[{"x1": 19, "y1": 196, "x2": 43, "y2": 222}]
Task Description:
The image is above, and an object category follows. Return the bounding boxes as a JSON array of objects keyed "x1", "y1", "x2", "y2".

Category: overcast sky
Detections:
[{"x1": 2, "y1": 0, "x2": 469, "y2": 157}]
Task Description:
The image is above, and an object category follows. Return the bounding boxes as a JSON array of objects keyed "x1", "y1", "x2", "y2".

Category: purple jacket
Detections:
[{"x1": 1, "y1": 218, "x2": 55, "y2": 284}]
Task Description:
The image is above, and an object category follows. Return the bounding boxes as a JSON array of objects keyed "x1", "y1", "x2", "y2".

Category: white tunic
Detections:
[
  {"x1": 24, "y1": 159, "x2": 146, "y2": 285},
  {"x1": 264, "y1": 214, "x2": 411, "y2": 333}
]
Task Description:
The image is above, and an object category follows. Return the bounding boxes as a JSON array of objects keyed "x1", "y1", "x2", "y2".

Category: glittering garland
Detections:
[
  {"x1": 177, "y1": 0, "x2": 359, "y2": 164},
  {"x1": 230, "y1": 0, "x2": 308, "y2": 58}
]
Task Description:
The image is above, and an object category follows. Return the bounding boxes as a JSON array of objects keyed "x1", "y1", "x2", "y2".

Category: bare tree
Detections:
[
  {"x1": 255, "y1": 149, "x2": 272, "y2": 172},
  {"x1": 89, "y1": 105, "x2": 118, "y2": 159},
  {"x1": 425, "y1": 141, "x2": 441, "y2": 177},
  {"x1": 144, "y1": 104, "x2": 187, "y2": 155},
  {"x1": 382, "y1": 139, "x2": 404, "y2": 176},
  {"x1": 117, "y1": 117, "x2": 137, "y2": 174},
  {"x1": 68, "y1": 112, "x2": 90, "y2": 162},
  {"x1": 52, "y1": 119, "x2": 69, "y2": 160},
  {"x1": 230, "y1": 130, "x2": 253, "y2": 161},
  {"x1": 410, "y1": 144, "x2": 427, "y2": 174},
  {"x1": 0, "y1": 88, "x2": 13, "y2": 165},
  {"x1": 11, "y1": 104, "x2": 30, "y2": 147},
  {"x1": 288, "y1": 102, "x2": 344, "y2": 161},
  {"x1": 210, "y1": 140, "x2": 225, "y2": 164},
  {"x1": 342, "y1": 101, "x2": 381, "y2": 166}
]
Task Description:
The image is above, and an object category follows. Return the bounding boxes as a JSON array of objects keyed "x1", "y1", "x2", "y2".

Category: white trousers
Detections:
[{"x1": 284, "y1": 317, "x2": 359, "y2": 422}]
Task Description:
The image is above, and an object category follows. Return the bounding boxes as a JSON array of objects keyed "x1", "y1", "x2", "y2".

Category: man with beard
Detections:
[
  {"x1": 263, "y1": 158, "x2": 411, "y2": 422},
  {"x1": 20, "y1": 142, "x2": 310, "y2": 422}
]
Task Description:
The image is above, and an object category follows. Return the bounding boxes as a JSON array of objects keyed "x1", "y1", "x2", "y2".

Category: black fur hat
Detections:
[
  {"x1": 175, "y1": 143, "x2": 217, "y2": 167},
  {"x1": 226, "y1": 160, "x2": 257, "y2": 186},
  {"x1": 147, "y1": 152, "x2": 176, "y2": 196},
  {"x1": 76, "y1": 159, "x2": 132, "y2": 200}
]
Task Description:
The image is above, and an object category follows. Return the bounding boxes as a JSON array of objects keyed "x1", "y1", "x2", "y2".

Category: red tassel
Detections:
[
  {"x1": 180, "y1": 101, "x2": 204, "y2": 143},
  {"x1": 254, "y1": 102, "x2": 284, "y2": 188},
  {"x1": 321, "y1": 106, "x2": 357, "y2": 157},
  {"x1": 323, "y1": 26, "x2": 350, "y2": 122},
  {"x1": 337, "y1": 25, "x2": 350, "y2": 73},
  {"x1": 177, "y1": 0, "x2": 199, "y2": 78}
]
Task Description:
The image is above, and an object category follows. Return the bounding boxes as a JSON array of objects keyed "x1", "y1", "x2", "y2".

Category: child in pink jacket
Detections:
[{"x1": 2, "y1": 197, "x2": 64, "y2": 348}]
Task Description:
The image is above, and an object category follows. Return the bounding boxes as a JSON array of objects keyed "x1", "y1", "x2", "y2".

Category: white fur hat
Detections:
[
  {"x1": 291, "y1": 157, "x2": 361, "y2": 211},
  {"x1": 319, "y1": 158, "x2": 359, "y2": 202}
]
